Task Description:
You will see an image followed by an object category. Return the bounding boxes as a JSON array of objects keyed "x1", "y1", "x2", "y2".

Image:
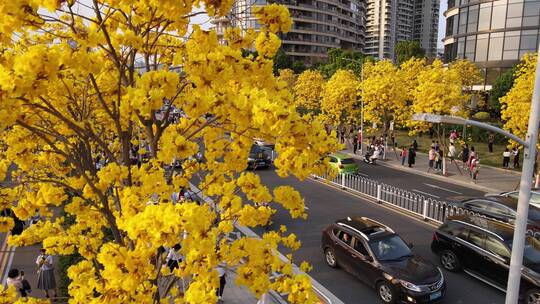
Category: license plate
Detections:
[
  {"x1": 258, "y1": 161, "x2": 266, "y2": 166},
  {"x1": 429, "y1": 291, "x2": 441, "y2": 300}
]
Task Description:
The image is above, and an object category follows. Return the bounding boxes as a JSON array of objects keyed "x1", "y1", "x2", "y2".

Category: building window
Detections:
[
  {"x1": 491, "y1": 0, "x2": 508, "y2": 29},
  {"x1": 466, "y1": 35, "x2": 477, "y2": 59},
  {"x1": 457, "y1": 37, "x2": 466, "y2": 58},
  {"x1": 503, "y1": 30, "x2": 520, "y2": 60},
  {"x1": 478, "y1": 2, "x2": 492, "y2": 31},
  {"x1": 459, "y1": 8, "x2": 468, "y2": 33},
  {"x1": 506, "y1": 2, "x2": 523, "y2": 27},
  {"x1": 476, "y1": 33, "x2": 489, "y2": 61},
  {"x1": 488, "y1": 32, "x2": 504, "y2": 60},
  {"x1": 468, "y1": 5, "x2": 479, "y2": 31}
]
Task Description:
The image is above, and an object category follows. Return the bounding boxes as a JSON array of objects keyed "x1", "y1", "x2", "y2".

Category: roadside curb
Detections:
[{"x1": 340, "y1": 150, "x2": 499, "y2": 193}]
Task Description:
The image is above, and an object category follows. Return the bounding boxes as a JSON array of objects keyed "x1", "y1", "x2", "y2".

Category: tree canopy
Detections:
[
  {"x1": 395, "y1": 41, "x2": 426, "y2": 65},
  {"x1": 490, "y1": 67, "x2": 517, "y2": 115},
  {"x1": 0, "y1": 1, "x2": 338, "y2": 303}
]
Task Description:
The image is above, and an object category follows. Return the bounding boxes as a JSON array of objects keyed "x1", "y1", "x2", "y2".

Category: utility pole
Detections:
[{"x1": 505, "y1": 49, "x2": 540, "y2": 304}]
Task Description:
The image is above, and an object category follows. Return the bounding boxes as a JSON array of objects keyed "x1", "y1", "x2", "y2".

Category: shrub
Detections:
[{"x1": 473, "y1": 111, "x2": 491, "y2": 120}]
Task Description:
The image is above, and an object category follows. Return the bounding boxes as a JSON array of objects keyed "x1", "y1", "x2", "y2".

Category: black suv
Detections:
[
  {"x1": 322, "y1": 217, "x2": 445, "y2": 303},
  {"x1": 247, "y1": 144, "x2": 271, "y2": 169},
  {"x1": 431, "y1": 215, "x2": 540, "y2": 304}
]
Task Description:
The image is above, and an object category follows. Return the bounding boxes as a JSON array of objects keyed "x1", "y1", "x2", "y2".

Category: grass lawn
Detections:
[{"x1": 365, "y1": 129, "x2": 520, "y2": 171}]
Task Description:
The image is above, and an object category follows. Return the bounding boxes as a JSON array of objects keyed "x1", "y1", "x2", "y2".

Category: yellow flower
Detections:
[{"x1": 253, "y1": 4, "x2": 293, "y2": 33}]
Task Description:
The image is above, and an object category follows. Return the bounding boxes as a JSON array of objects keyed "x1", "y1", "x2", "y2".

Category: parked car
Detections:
[
  {"x1": 247, "y1": 144, "x2": 271, "y2": 169},
  {"x1": 253, "y1": 138, "x2": 275, "y2": 150},
  {"x1": 328, "y1": 153, "x2": 360, "y2": 175},
  {"x1": 431, "y1": 215, "x2": 540, "y2": 304},
  {"x1": 485, "y1": 189, "x2": 540, "y2": 209},
  {"x1": 322, "y1": 217, "x2": 445, "y2": 303}
]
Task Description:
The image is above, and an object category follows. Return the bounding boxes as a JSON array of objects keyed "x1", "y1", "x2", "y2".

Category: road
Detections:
[
  {"x1": 353, "y1": 159, "x2": 486, "y2": 201},
  {"x1": 254, "y1": 169, "x2": 505, "y2": 304}
]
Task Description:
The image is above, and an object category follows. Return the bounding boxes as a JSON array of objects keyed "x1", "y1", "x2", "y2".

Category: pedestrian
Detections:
[
  {"x1": 36, "y1": 249, "x2": 57, "y2": 299},
  {"x1": 7, "y1": 269, "x2": 31, "y2": 297},
  {"x1": 400, "y1": 147, "x2": 408, "y2": 166},
  {"x1": 468, "y1": 146, "x2": 477, "y2": 167},
  {"x1": 503, "y1": 148, "x2": 511, "y2": 168},
  {"x1": 458, "y1": 144, "x2": 469, "y2": 171},
  {"x1": 339, "y1": 126, "x2": 345, "y2": 144},
  {"x1": 216, "y1": 263, "x2": 226, "y2": 301},
  {"x1": 390, "y1": 132, "x2": 396, "y2": 147},
  {"x1": 448, "y1": 142, "x2": 456, "y2": 161},
  {"x1": 470, "y1": 156, "x2": 479, "y2": 180},
  {"x1": 434, "y1": 141, "x2": 440, "y2": 151},
  {"x1": 357, "y1": 130, "x2": 363, "y2": 153},
  {"x1": 428, "y1": 146, "x2": 436, "y2": 173},
  {"x1": 352, "y1": 133, "x2": 358, "y2": 154},
  {"x1": 436, "y1": 148, "x2": 443, "y2": 171},
  {"x1": 412, "y1": 139, "x2": 418, "y2": 151},
  {"x1": 488, "y1": 133, "x2": 494, "y2": 153},
  {"x1": 407, "y1": 145, "x2": 416, "y2": 167},
  {"x1": 166, "y1": 244, "x2": 182, "y2": 272},
  {"x1": 513, "y1": 147, "x2": 520, "y2": 169},
  {"x1": 449, "y1": 130, "x2": 458, "y2": 144}
]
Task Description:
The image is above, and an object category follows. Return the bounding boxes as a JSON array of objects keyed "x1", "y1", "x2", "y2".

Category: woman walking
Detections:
[
  {"x1": 36, "y1": 249, "x2": 57, "y2": 299},
  {"x1": 503, "y1": 148, "x2": 511, "y2": 168},
  {"x1": 513, "y1": 147, "x2": 520, "y2": 169},
  {"x1": 407, "y1": 145, "x2": 416, "y2": 168}
]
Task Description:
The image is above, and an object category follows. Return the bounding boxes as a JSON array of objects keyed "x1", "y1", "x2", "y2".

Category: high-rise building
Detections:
[
  {"x1": 211, "y1": 0, "x2": 367, "y2": 64},
  {"x1": 412, "y1": 0, "x2": 439, "y2": 58},
  {"x1": 364, "y1": 0, "x2": 438, "y2": 60},
  {"x1": 364, "y1": 0, "x2": 414, "y2": 59},
  {"x1": 443, "y1": 0, "x2": 540, "y2": 86}
]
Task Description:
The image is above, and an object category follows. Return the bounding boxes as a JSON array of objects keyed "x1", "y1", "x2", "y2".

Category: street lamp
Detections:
[{"x1": 412, "y1": 108, "x2": 540, "y2": 304}]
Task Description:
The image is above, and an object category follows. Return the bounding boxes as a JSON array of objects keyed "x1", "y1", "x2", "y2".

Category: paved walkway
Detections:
[
  {"x1": 1, "y1": 237, "x2": 282, "y2": 304},
  {"x1": 341, "y1": 143, "x2": 522, "y2": 193}
]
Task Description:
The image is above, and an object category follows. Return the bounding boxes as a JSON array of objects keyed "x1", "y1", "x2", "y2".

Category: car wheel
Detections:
[
  {"x1": 526, "y1": 289, "x2": 540, "y2": 304},
  {"x1": 377, "y1": 282, "x2": 396, "y2": 304},
  {"x1": 440, "y1": 250, "x2": 461, "y2": 272},
  {"x1": 324, "y1": 248, "x2": 338, "y2": 268}
]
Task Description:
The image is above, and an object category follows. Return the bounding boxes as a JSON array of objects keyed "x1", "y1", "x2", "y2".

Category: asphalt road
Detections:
[
  {"x1": 254, "y1": 169, "x2": 505, "y2": 304},
  {"x1": 352, "y1": 158, "x2": 486, "y2": 201}
]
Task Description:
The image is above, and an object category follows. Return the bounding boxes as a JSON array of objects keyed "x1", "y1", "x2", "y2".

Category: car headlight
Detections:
[
  {"x1": 399, "y1": 280, "x2": 422, "y2": 292},
  {"x1": 438, "y1": 267, "x2": 445, "y2": 284}
]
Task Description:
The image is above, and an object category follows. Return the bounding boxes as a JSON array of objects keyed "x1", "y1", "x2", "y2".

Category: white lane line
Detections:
[
  {"x1": 357, "y1": 172, "x2": 369, "y2": 177},
  {"x1": 304, "y1": 206, "x2": 309, "y2": 210},
  {"x1": 413, "y1": 189, "x2": 440, "y2": 198},
  {"x1": 423, "y1": 183, "x2": 463, "y2": 195}
]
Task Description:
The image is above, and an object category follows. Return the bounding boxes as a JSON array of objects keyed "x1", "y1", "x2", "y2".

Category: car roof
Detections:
[
  {"x1": 335, "y1": 217, "x2": 394, "y2": 240},
  {"x1": 329, "y1": 153, "x2": 352, "y2": 160},
  {"x1": 445, "y1": 214, "x2": 514, "y2": 240},
  {"x1": 462, "y1": 196, "x2": 521, "y2": 209}
]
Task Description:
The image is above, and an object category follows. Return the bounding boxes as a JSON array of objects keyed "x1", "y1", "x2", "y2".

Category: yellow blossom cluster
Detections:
[{"x1": 0, "y1": 0, "x2": 335, "y2": 303}]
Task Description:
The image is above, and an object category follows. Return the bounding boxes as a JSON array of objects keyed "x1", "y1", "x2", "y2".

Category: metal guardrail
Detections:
[{"x1": 312, "y1": 173, "x2": 468, "y2": 224}]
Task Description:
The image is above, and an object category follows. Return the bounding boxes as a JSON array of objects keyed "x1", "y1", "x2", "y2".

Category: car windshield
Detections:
[
  {"x1": 340, "y1": 158, "x2": 355, "y2": 164},
  {"x1": 508, "y1": 192, "x2": 540, "y2": 206},
  {"x1": 250, "y1": 145, "x2": 263, "y2": 154},
  {"x1": 368, "y1": 235, "x2": 412, "y2": 261},
  {"x1": 509, "y1": 236, "x2": 540, "y2": 264}
]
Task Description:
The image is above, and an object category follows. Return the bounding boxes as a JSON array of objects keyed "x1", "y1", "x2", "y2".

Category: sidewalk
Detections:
[
  {"x1": 2, "y1": 241, "x2": 283, "y2": 304},
  {"x1": 342, "y1": 144, "x2": 522, "y2": 193}
]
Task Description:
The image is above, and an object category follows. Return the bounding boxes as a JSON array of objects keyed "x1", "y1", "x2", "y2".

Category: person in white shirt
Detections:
[
  {"x1": 448, "y1": 143, "x2": 456, "y2": 161},
  {"x1": 166, "y1": 244, "x2": 182, "y2": 271},
  {"x1": 36, "y1": 249, "x2": 57, "y2": 299},
  {"x1": 216, "y1": 264, "x2": 226, "y2": 301},
  {"x1": 503, "y1": 148, "x2": 511, "y2": 168}
]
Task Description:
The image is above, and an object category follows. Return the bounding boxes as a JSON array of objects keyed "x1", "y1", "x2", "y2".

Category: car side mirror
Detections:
[{"x1": 408, "y1": 242, "x2": 414, "y2": 249}]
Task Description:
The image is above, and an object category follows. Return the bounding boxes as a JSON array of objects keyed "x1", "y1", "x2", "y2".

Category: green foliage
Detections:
[
  {"x1": 489, "y1": 67, "x2": 516, "y2": 115},
  {"x1": 273, "y1": 49, "x2": 292, "y2": 74},
  {"x1": 395, "y1": 41, "x2": 426, "y2": 65},
  {"x1": 57, "y1": 253, "x2": 83, "y2": 297},
  {"x1": 473, "y1": 111, "x2": 491, "y2": 120},
  {"x1": 291, "y1": 61, "x2": 306, "y2": 74},
  {"x1": 317, "y1": 48, "x2": 367, "y2": 78}
]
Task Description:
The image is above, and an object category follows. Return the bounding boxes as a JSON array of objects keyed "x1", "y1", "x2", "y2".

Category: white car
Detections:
[
  {"x1": 253, "y1": 138, "x2": 275, "y2": 149},
  {"x1": 486, "y1": 189, "x2": 540, "y2": 208}
]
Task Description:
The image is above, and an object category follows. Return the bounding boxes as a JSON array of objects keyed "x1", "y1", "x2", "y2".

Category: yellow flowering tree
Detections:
[
  {"x1": 408, "y1": 59, "x2": 466, "y2": 132},
  {"x1": 0, "y1": 1, "x2": 338, "y2": 303},
  {"x1": 293, "y1": 70, "x2": 325, "y2": 113},
  {"x1": 449, "y1": 59, "x2": 483, "y2": 91},
  {"x1": 320, "y1": 69, "x2": 359, "y2": 125},
  {"x1": 359, "y1": 60, "x2": 407, "y2": 132},
  {"x1": 277, "y1": 68, "x2": 296, "y2": 91}
]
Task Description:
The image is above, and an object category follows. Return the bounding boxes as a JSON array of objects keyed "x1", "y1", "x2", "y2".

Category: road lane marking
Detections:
[
  {"x1": 357, "y1": 172, "x2": 369, "y2": 177},
  {"x1": 412, "y1": 189, "x2": 440, "y2": 198},
  {"x1": 423, "y1": 183, "x2": 463, "y2": 195},
  {"x1": 304, "y1": 206, "x2": 309, "y2": 210}
]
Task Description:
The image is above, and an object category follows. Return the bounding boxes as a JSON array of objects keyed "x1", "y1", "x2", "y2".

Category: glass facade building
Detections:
[{"x1": 443, "y1": 0, "x2": 540, "y2": 85}]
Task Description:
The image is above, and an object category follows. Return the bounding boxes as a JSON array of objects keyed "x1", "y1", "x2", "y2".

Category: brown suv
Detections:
[{"x1": 321, "y1": 217, "x2": 446, "y2": 303}]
